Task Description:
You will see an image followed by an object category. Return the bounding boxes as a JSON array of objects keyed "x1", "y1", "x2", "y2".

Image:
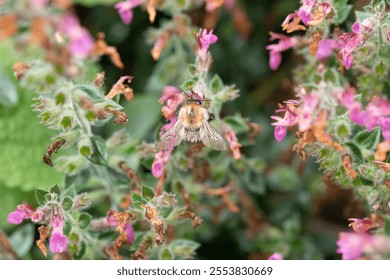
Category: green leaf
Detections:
[
  {"x1": 55, "y1": 93, "x2": 66, "y2": 105},
  {"x1": 384, "y1": 217, "x2": 390, "y2": 237},
  {"x1": 180, "y1": 79, "x2": 197, "y2": 92},
  {"x1": 354, "y1": 127, "x2": 381, "y2": 151},
  {"x1": 78, "y1": 213, "x2": 92, "y2": 229},
  {"x1": 375, "y1": 61, "x2": 386, "y2": 77},
  {"x1": 34, "y1": 189, "x2": 48, "y2": 205},
  {"x1": 142, "y1": 186, "x2": 155, "y2": 201},
  {"x1": 63, "y1": 220, "x2": 72, "y2": 236},
  {"x1": 187, "y1": 64, "x2": 197, "y2": 77},
  {"x1": 160, "y1": 247, "x2": 174, "y2": 260},
  {"x1": 159, "y1": 206, "x2": 173, "y2": 218},
  {"x1": 87, "y1": 136, "x2": 108, "y2": 166},
  {"x1": 49, "y1": 184, "x2": 61, "y2": 195},
  {"x1": 62, "y1": 196, "x2": 73, "y2": 211},
  {"x1": 80, "y1": 146, "x2": 92, "y2": 157},
  {"x1": 355, "y1": 11, "x2": 372, "y2": 22},
  {"x1": 223, "y1": 115, "x2": 249, "y2": 134},
  {"x1": 9, "y1": 223, "x2": 34, "y2": 258},
  {"x1": 74, "y1": 241, "x2": 86, "y2": 260},
  {"x1": 379, "y1": 45, "x2": 390, "y2": 59},
  {"x1": 332, "y1": 0, "x2": 352, "y2": 24},
  {"x1": 62, "y1": 184, "x2": 77, "y2": 198},
  {"x1": 132, "y1": 193, "x2": 144, "y2": 210},
  {"x1": 0, "y1": 70, "x2": 18, "y2": 107},
  {"x1": 61, "y1": 116, "x2": 72, "y2": 130},
  {"x1": 209, "y1": 74, "x2": 224, "y2": 95},
  {"x1": 344, "y1": 141, "x2": 364, "y2": 163}
]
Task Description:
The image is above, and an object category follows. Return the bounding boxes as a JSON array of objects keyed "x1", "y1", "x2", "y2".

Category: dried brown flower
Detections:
[
  {"x1": 13, "y1": 62, "x2": 32, "y2": 80},
  {"x1": 43, "y1": 139, "x2": 66, "y2": 167},
  {"x1": 91, "y1": 32, "x2": 124, "y2": 69}
]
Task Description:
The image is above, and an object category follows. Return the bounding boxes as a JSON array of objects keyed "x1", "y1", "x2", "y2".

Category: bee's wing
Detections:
[
  {"x1": 200, "y1": 118, "x2": 227, "y2": 151},
  {"x1": 156, "y1": 120, "x2": 185, "y2": 151}
]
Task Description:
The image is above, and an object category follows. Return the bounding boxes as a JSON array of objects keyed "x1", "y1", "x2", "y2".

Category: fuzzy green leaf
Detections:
[
  {"x1": 354, "y1": 126, "x2": 381, "y2": 151},
  {"x1": 87, "y1": 136, "x2": 108, "y2": 166},
  {"x1": 142, "y1": 186, "x2": 155, "y2": 201},
  {"x1": 160, "y1": 247, "x2": 174, "y2": 260},
  {"x1": 344, "y1": 141, "x2": 364, "y2": 163},
  {"x1": 62, "y1": 196, "x2": 73, "y2": 211},
  {"x1": 159, "y1": 206, "x2": 174, "y2": 218},
  {"x1": 78, "y1": 213, "x2": 92, "y2": 229},
  {"x1": 34, "y1": 189, "x2": 48, "y2": 205}
]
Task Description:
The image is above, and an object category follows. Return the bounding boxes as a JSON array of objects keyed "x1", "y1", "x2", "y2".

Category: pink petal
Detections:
[{"x1": 274, "y1": 125, "x2": 287, "y2": 142}]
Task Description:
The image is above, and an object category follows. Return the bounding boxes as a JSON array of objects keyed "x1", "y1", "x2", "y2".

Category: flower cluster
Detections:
[{"x1": 270, "y1": 0, "x2": 390, "y2": 260}]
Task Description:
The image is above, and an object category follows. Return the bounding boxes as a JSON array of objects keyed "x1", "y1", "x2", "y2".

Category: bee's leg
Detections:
[{"x1": 208, "y1": 112, "x2": 215, "y2": 122}]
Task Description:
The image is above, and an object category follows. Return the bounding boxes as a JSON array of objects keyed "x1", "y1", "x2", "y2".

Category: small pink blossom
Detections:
[
  {"x1": 58, "y1": 13, "x2": 94, "y2": 58},
  {"x1": 51, "y1": 213, "x2": 64, "y2": 229},
  {"x1": 299, "y1": 94, "x2": 319, "y2": 131},
  {"x1": 49, "y1": 230, "x2": 68, "y2": 253},
  {"x1": 106, "y1": 210, "x2": 135, "y2": 243},
  {"x1": 224, "y1": 0, "x2": 235, "y2": 9},
  {"x1": 336, "y1": 232, "x2": 372, "y2": 260},
  {"x1": 340, "y1": 87, "x2": 390, "y2": 139},
  {"x1": 195, "y1": 29, "x2": 218, "y2": 56},
  {"x1": 348, "y1": 218, "x2": 376, "y2": 234},
  {"x1": 124, "y1": 223, "x2": 135, "y2": 243},
  {"x1": 268, "y1": 252, "x2": 283, "y2": 260},
  {"x1": 7, "y1": 203, "x2": 35, "y2": 224},
  {"x1": 114, "y1": 0, "x2": 143, "y2": 25},
  {"x1": 28, "y1": 0, "x2": 49, "y2": 8},
  {"x1": 380, "y1": 117, "x2": 390, "y2": 140},
  {"x1": 297, "y1": 0, "x2": 315, "y2": 26},
  {"x1": 31, "y1": 209, "x2": 45, "y2": 223},
  {"x1": 266, "y1": 33, "x2": 296, "y2": 71},
  {"x1": 152, "y1": 149, "x2": 172, "y2": 178},
  {"x1": 224, "y1": 128, "x2": 241, "y2": 159},
  {"x1": 316, "y1": 39, "x2": 337, "y2": 60},
  {"x1": 160, "y1": 86, "x2": 185, "y2": 120},
  {"x1": 271, "y1": 101, "x2": 299, "y2": 142},
  {"x1": 338, "y1": 19, "x2": 374, "y2": 69}
]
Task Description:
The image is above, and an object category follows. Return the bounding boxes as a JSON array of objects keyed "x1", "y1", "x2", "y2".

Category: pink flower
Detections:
[
  {"x1": 114, "y1": 0, "x2": 143, "y2": 25},
  {"x1": 268, "y1": 252, "x2": 283, "y2": 260},
  {"x1": 380, "y1": 117, "x2": 390, "y2": 140},
  {"x1": 299, "y1": 94, "x2": 319, "y2": 131},
  {"x1": 28, "y1": 0, "x2": 49, "y2": 8},
  {"x1": 7, "y1": 203, "x2": 35, "y2": 224},
  {"x1": 297, "y1": 0, "x2": 315, "y2": 25},
  {"x1": 49, "y1": 230, "x2": 68, "y2": 253},
  {"x1": 348, "y1": 218, "x2": 376, "y2": 234},
  {"x1": 124, "y1": 223, "x2": 135, "y2": 243},
  {"x1": 152, "y1": 149, "x2": 172, "y2": 178},
  {"x1": 160, "y1": 86, "x2": 185, "y2": 120},
  {"x1": 271, "y1": 101, "x2": 299, "y2": 142},
  {"x1": 58, "y1": 13, "x2": 94, "y2": 58},
  {"x1": 106, "y1": 210, "x2": 135, "y2": 243},
  {"x1": 106, "y1": 210, "x2": 119, "y2": 227},
  {"x1": 195, "y1": 29, "x2": 218, "y2": 56},
  {"x1": 266, "y1": 32, "x2": 296, "y2": 71},
  {"x1": 51, "y1": 213, "x2": 64, "y2": 229},
  {"x1": 338, "y1": 20, "x2": 373, "y2": 69},
  {"x1": 340, "y1": 86, "x2": 390, "y2": 139},
  {"x1": 336, "y1": 232, "x2": 372, "y2": 260},
  {"x1": 224, "y1": 128, "x2": 241, "y2": 159},
  {"x1": 31, "y1": 209, "x2": 45, "y2": 223},
  {"x1": 316, "y1": 39, "x2": 337, "y2": 60}
]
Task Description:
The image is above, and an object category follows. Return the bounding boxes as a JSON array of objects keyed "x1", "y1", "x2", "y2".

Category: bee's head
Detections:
[{"x1": 186, "y1": 99, "x2": 202, "y2": 105}]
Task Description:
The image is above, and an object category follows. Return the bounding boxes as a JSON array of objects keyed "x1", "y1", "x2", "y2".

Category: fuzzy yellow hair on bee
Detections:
[{"x1": 156, "y1": 94, "x2": 226, "y2": 151}]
